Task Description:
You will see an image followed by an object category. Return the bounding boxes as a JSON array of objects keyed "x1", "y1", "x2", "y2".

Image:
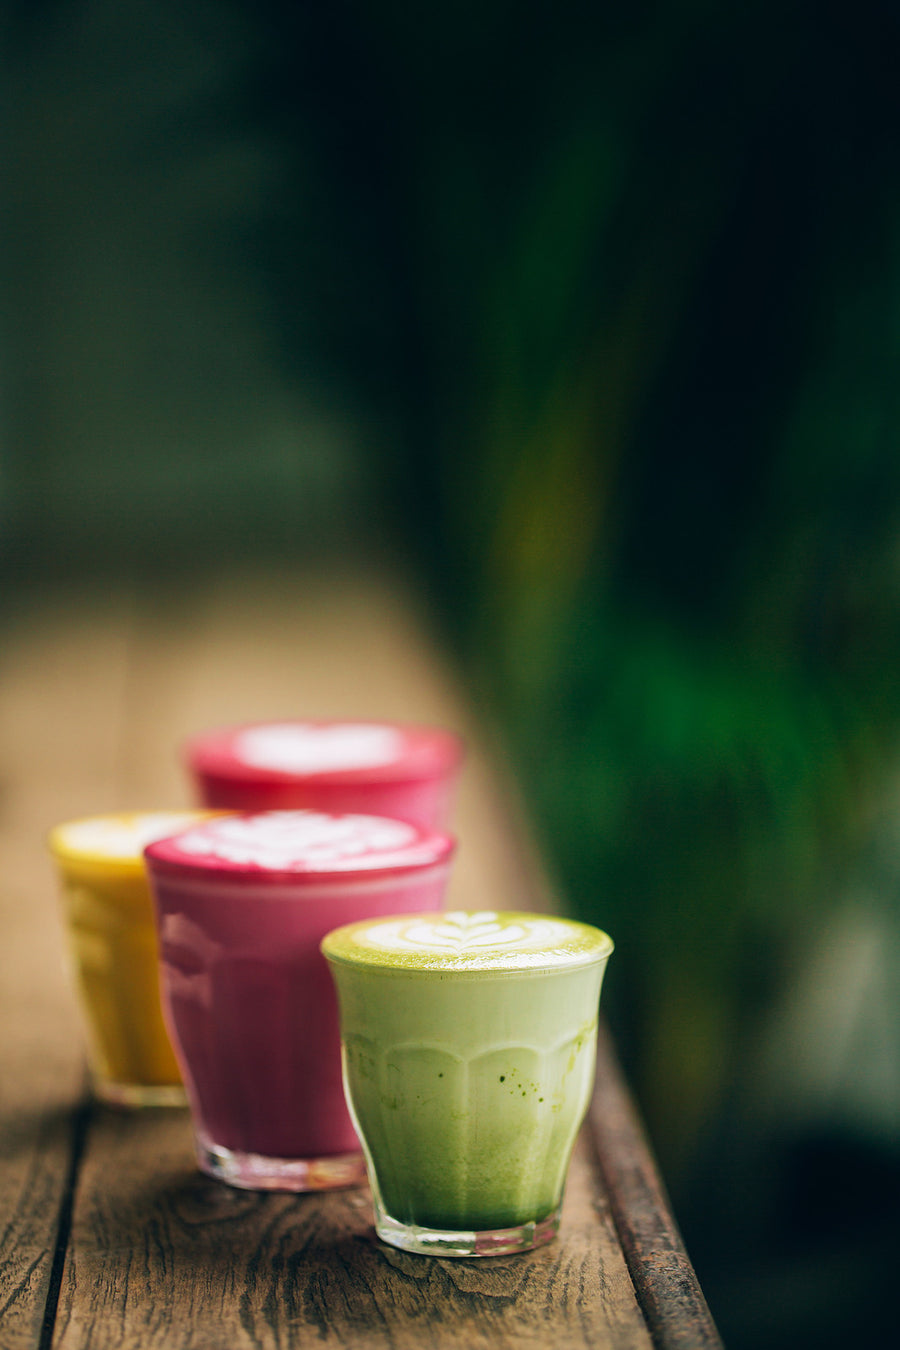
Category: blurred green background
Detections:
[{"x1": 4, "y1": 2, "x2": 900, "y2": 1344}]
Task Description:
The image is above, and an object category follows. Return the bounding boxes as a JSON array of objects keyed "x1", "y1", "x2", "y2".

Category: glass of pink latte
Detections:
[
  {"x1": 144, "y1": 809, "x2": 455, "y2": 1191},
  {"x1": 183, "y1": 720, "x2": 464, "y2": 831}
]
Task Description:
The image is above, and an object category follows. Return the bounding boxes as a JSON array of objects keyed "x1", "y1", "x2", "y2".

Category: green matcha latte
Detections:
[{"x1": 322, "y1": 910, "x2": 614, "y2": 1256}]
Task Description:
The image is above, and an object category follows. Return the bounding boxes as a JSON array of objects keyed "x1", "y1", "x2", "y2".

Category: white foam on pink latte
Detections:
[
  {"x1": 233, "y1": 723, "x2": 404, "y2": 774},
  {"x1": 170, "y1": 811, "x2": 424, "y2": 871}
]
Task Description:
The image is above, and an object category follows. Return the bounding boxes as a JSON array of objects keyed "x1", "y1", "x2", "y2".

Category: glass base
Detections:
[
  {"x1": 93, "y1": 1078, "x2": 188, "y2": 1109},
  {"x1": 196, "y1": 1133, "x2": 368, "y2": 1192},
  {"x1": 374, "y1": 1204, "x2": 561, "y2": 1257}
]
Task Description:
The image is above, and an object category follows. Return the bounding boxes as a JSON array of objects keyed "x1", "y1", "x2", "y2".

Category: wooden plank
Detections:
[
  {"x1": 0, "y1": 595, "x2": 135, "y2": 1349},
  {"x1": 51, "y1": 1109, "x2": 652, "y2": 1350},
  {"x1": 0, "y1": 569, "x2": 716, "y2": 1348},
  {"x1": 45, "y1": 569, "x2": 656, "y2": 1347},
  {"x1": 589, "y1": 1025, "x2": 723, "y2": 1349}
]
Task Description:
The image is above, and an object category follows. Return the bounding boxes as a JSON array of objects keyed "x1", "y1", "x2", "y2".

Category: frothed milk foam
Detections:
[{"x1": 184, "y1": 720, "x2": 464, "y2": 830}]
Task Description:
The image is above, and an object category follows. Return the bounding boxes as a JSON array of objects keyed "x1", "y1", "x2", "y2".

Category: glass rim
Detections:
[
  {"x1": 183, "y1": 718, "x2": 465, "y2": 786},
  {"x1": 47, "y1": 810, "x2": 223, "y2": 875},
  {"x1": 321, "y1": 911, "x2": 614, "y2": 976}
]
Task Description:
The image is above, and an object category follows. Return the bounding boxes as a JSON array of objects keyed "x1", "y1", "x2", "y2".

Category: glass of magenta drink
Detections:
[
  {"x1": 47, "y1": 811, "x2": 219, "y2": 1107},
  {"x1": 144, "y1": 810, "x2": 455, "y2": 1191},
  {"x1": 322, "y1": 910, "x2": 614, "y2": 1256},
  {"x1": 182, "y1": 720, "x2": 464, "y2": 830}
]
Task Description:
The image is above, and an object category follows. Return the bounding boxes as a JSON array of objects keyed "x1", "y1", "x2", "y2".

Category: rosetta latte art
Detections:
[{"x1": 360, "y1": 911, "x2": 576, "y2": 955}]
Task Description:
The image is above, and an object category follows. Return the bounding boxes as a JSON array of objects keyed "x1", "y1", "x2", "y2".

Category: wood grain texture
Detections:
[
  {"x1": 53, "y1": 1109, "x2": 651, "y2": 1350},
  {"x1": 590, "y1": 1026, "x2": 723, "y2": 1350},
  {"x1": 0, "y1": 598, "x2": 132, "y2": 1349}
]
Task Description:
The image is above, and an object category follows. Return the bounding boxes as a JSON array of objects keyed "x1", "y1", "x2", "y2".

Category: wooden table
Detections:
[{"x1": 0, "y1": 569, "x2": 721, "y2": 1349}]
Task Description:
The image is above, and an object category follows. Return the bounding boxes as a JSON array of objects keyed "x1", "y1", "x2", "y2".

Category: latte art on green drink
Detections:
[
  {"x1": 362, "y1": 910, "x2": 559, "y2": 951},
  {"x1": 327, "y1": 910, "x2": 613, "y2": 972}
]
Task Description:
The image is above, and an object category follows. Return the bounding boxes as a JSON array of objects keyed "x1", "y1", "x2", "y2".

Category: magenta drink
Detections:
[
  {"x1": 144, "y1": 810, "x2": 455, "y2": 1191},
  {"x1": 182, "y1": 720, "x2": 464, "y2": 830}
]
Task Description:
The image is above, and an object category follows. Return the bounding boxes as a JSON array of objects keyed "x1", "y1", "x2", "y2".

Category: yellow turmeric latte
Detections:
[{"x1": 48, "y1": 811, "x2": 220, "y2": 1106}]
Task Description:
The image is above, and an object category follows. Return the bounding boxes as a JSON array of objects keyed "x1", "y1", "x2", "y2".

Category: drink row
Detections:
[{"x1": 47, "y1": 719, "x2": 613, "y2": 1258}]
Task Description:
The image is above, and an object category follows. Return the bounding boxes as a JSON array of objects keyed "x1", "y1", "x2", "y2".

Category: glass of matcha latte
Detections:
[{"x1": 322, "y1": 909, "x2": 614, "y2": 1256}]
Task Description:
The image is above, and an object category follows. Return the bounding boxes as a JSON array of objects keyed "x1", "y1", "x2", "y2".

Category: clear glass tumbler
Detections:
[
  {"x1": 144, "y1": 810, "x2": 455, "y2": 1191},
  {"x1": 322, "y1": 909, "x2": 614, "y2": 1256},
  {"x1": 47, "y1": 811, "x2": 217, "y2": 1107}
]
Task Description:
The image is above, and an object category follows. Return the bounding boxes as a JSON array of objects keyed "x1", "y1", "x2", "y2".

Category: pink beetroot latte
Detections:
[
  {"x1": 182, "y1": 719, "x2": 464, "y2": 829},
  {"x1": 144, "y1": 810, "x2": 455, "y2": 1191}
]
